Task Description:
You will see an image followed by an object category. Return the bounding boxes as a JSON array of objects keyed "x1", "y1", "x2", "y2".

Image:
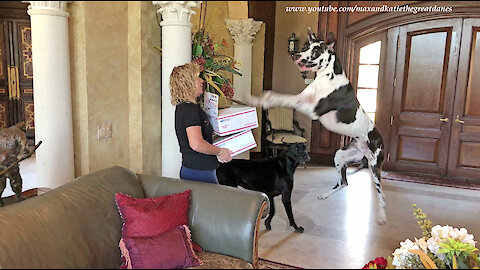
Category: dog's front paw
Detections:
[
  {"x1": 377, "y1": 209, "x2": 387, "y2": 225},
  {"x1": 377, "y1": 214, "x2": 387, "y2": 225},
  {"x1": 247, "y1": 95, "x2": 261, "y2": 107},
  {"x1": 317, "y1": 195, "x2": 327, "y2": 200},
  {"x1": 248, "y1": 92, "x2": 275, "y2": 109}
]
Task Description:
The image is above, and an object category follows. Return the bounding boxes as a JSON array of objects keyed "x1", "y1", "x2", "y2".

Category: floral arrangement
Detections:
[
  {"x1": 363, "y1": 204, "x2": 479, "y2": 269},
  {"x1": 192, "y1": 29, "x2": 241, "y2": 103}
]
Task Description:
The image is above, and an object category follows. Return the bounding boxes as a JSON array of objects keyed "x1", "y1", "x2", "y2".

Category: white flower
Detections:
[
  {"x1": 427, "y1": 224, "x2": 477, "y2": 261},
  {"x1": 392, "y1": 238, "x2": 424, "y2": 269},
  {"x1": 415, "y1": 237, "x2": 429, "y2": 254}
]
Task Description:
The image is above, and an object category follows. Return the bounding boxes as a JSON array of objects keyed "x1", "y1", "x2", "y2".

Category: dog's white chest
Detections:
[{"x1": 319, "y1": 108, "x2": 373, "y2": 138}]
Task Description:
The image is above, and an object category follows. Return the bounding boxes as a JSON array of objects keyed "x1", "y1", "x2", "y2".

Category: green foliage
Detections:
[
  {"x1": 192, "y1": 29, "x2": 241, "y2": 100},
  {"x1": 412, "y1": 204, "x2": 433, "y2": 239},
  {"x1": 438, "y1": 238, "x2": 478, "y2": 261},
  {"x1": 428, "y1": 252, "x2": 447, "y2": 269}
]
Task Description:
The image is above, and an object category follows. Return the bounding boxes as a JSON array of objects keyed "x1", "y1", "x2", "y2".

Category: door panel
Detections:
[
  {"x1": 0, "y1": 20, "x2": 14, "y2": 129},
  {"x1": 309, "y1": 121, "x2": 338, "y2": 166},
  {"x1": 15, "y1": 21, "x2": 34, "y2": 141},
  {"x1": 447, "y1": 19, "x2": 480, "y2": 179},
  {"x1": 403, "y1": 31, "x2": 448, "y2": 113},
  {"x1": 389, "y1": 19, "x2": 462, "y2": 175}
]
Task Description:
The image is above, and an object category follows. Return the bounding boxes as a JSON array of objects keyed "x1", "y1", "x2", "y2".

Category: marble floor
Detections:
[
  {"x1": 5, "y1": 157, "x2": 480, "y2": 269},
  {"x1": 257, "y1": 166, "x2": 480, "y2": 269}
]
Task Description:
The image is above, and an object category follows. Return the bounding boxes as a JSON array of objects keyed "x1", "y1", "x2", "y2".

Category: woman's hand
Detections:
[{"x1": 217, "y1": 148, "x2": 233, "y2": 163}]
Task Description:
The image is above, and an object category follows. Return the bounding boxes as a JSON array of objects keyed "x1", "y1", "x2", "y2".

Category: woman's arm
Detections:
[{"x1": 186, "y1": 126, "x2": 232, "y2": 162}]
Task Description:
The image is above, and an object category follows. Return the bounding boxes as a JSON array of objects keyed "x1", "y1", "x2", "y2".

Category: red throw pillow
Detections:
[
  {"x1": 119, "y1": 225, "x2": 203, "y2": 269},
  {"x1": 115, "y1": 190, "x2": 191, "y2": 238}
]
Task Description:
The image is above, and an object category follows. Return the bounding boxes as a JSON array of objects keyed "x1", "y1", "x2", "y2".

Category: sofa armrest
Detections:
[{"x1": 138, "y1": 174, "x2": 268, "y2": 266}]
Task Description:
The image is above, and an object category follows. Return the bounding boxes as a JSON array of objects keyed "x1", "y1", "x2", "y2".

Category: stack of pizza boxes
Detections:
[{"x1": 203, "y1": 92, "x2": 258, "y2": 157}]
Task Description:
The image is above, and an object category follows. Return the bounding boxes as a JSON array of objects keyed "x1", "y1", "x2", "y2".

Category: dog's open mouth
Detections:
[{"x1": 298, "y1": 65, "x2": 311, "y2": 72}]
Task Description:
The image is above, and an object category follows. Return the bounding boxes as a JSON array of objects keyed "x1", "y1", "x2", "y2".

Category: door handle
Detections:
[
  {"x1": 439, "y1": 118, "x2": 449, "y2": 122},
  {"x1": 455, "y1": 115, "x2": 465, "y2": 124},
  {"x1": 7, "y1": 65, "x2": 13, "y2": 100},
  {"x1": 14, "y1": 66, "x2": 20, "y2": 100}
]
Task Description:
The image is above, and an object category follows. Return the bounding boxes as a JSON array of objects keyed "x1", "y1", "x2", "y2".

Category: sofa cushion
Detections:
[
  {"x1": 120, "y1": 224, "x2": 202, "y2": 269},
  {"x1": 0, "y1": 166, "x2": 144, "y2": 269},
  {"x1": 188, "y1": 252, "x2": 253, "y2": 269},
  {"x1": 115, "y1": 189, "x2": 191, "y2": 238}
]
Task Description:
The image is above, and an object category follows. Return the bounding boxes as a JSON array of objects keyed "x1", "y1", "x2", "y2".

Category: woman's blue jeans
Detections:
[{"x1": 180, "y1": 166, "x2": 218, "y2": 184}]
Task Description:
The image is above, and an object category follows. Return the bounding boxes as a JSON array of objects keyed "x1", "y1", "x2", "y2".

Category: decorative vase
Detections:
[{"x1": 218, "y1": 95, "x2": 232, "y2": 109}]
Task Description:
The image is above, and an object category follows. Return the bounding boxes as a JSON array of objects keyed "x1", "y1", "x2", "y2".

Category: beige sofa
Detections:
[{"x1": 0, "y1": 166, "x2": 268, "y2": 268}]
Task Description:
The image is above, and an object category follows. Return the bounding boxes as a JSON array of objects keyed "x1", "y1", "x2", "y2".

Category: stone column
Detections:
[
  {"x1": 226, "y1": 18, "x2": 262, "y2": 159},
  {"x1": 225, "y1": 18, "x2": 262, "y2": 103},
  {"x1": 24, "y1": 1, "x2": 75, "y2": 189},
  {"x1": 153, "y1": 1, "x2": 200, "y2": 178}
]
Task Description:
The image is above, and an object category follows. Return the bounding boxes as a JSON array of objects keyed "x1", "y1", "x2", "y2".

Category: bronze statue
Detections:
[{"x1": 0, "y1": 122, "x2": 35, "y2": 206}]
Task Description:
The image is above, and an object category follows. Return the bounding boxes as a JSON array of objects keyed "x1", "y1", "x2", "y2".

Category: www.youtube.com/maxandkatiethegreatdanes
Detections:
[{"x1": 285, "y1": 4, "x2": 453, "y2": 14}]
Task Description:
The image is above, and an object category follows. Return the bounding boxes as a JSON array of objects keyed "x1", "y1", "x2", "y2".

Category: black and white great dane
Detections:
[{"x1": 248, "y1": 29, "x2": 387, "y2": 225}]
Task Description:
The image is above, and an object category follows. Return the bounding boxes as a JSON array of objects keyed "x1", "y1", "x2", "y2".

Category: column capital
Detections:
[
  {"x1": 153, "y1": 1, "x2": 200, "y2": 27},
  {"x1": 23, "y1": 1, "x2": 71, "y2": 17},
  {"x1": 225, "y1": 18, "x2": 262, "y2": 46}
]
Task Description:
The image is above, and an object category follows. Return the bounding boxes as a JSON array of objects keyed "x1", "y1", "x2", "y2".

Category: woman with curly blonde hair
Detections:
[{"x1": 170, "y1": 62, "x2": 233, "y2": 184}]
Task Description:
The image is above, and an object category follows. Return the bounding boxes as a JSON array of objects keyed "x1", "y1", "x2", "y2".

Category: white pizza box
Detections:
[
  {"x1": 213, "y1": 129, "x2": 257, "y2": 157},
  {"x1": 204, "y1": 92, "x2": 258, "y2": 136}
]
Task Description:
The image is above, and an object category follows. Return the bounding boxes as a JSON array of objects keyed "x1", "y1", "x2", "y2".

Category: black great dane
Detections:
[
  {"x1": 216, "y1": 143, "x2": 310, "y2": 233},
  {"x1": 248, "y1": 29, "x2": 387, "y2": 225}
]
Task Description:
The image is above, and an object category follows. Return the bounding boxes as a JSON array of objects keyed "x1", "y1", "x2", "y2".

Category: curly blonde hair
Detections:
[{"x1": 170, "y1": 62, "x2": 202, "y2": 105}]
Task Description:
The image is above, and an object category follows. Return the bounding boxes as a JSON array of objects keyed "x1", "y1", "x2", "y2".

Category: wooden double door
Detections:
[
  {"x1": 386, "y1": 18, "x2": 480, "y2": 180},
  {"x1": 0, "y1": 18, "x2": 34, "y2": 144}
]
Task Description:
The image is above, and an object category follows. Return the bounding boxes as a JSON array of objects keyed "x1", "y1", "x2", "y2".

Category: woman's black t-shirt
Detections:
[{"x1": 175, "y1": 102, "x2": 219, "y2": 170}]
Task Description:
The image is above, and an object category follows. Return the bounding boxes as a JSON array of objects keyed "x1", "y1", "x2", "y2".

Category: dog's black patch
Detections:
[
  {"x1": 216, "y1": 143, "x2": 310, "y2": 233},
  {"x1": 314, "y1": 83, "x2": 360, "y2": 124},
  {"x1": 311, "y1": 46, "x2": 321, "y2": 60},
  {"x1": 367, "y1": 127, "x2": 384, "y2": 154}
]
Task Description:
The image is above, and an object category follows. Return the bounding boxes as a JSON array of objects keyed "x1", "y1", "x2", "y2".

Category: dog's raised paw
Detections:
[{"x1": 246, "y1": 96, "x2": 261, "y2": 107}]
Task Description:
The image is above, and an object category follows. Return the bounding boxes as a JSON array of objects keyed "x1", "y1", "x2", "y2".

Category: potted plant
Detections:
[{"x1": 192, "y1": 29, "x2": 241, "y2": 108}]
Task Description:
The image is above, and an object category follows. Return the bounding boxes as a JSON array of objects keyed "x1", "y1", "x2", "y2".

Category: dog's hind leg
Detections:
[
  {"x1": 368, "y1": 150, "x2": 386, "y2": 225},
  {"x1": 281, "y1": 190, "x2": 304, "y2": 233},
  {"x1": 318, "y1": 142, "x2": 364, "y2": 200},
  {"x1": 366, "y1": 128, "x2": 386, "y2": 225},
  {"x1": 264, "y1": 195, "x2": 276, "y2": 230}
]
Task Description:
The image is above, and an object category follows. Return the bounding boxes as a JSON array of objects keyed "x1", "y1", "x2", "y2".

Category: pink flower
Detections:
[
  {"x1": 193, "y1": 57, "x2": 206, "y2": 70},
  {"x1": 220, "y1": 84, "x2": 234, "y2": 99},
  {"x1": 362, "y1": 257, "x2": 387, "y2": 269}
]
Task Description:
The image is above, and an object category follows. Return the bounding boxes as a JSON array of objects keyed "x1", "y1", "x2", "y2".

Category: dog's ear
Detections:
[
  {"x1": 326, "y1": 32, "x2": 336, "y2": 52},
  {"x1": 307, "y1": 27, "x2": 317, "y2": 43}
]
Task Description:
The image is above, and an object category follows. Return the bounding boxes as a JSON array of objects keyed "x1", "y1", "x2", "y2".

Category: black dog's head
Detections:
[
  {"x1": 285, "y1": 143, "x2": 311, "y2": 164},
  {"x1": 293, "y1": 28, "x2": 337, "y2": 74}
]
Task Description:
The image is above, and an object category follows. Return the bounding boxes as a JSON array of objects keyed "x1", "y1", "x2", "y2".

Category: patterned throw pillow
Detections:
[
  {"x1": 119, "y1": 224, "x2": 203, "y2": 269},
  {"x1": 115, "y1": 190, "x2": 191, "y2": 238}
]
